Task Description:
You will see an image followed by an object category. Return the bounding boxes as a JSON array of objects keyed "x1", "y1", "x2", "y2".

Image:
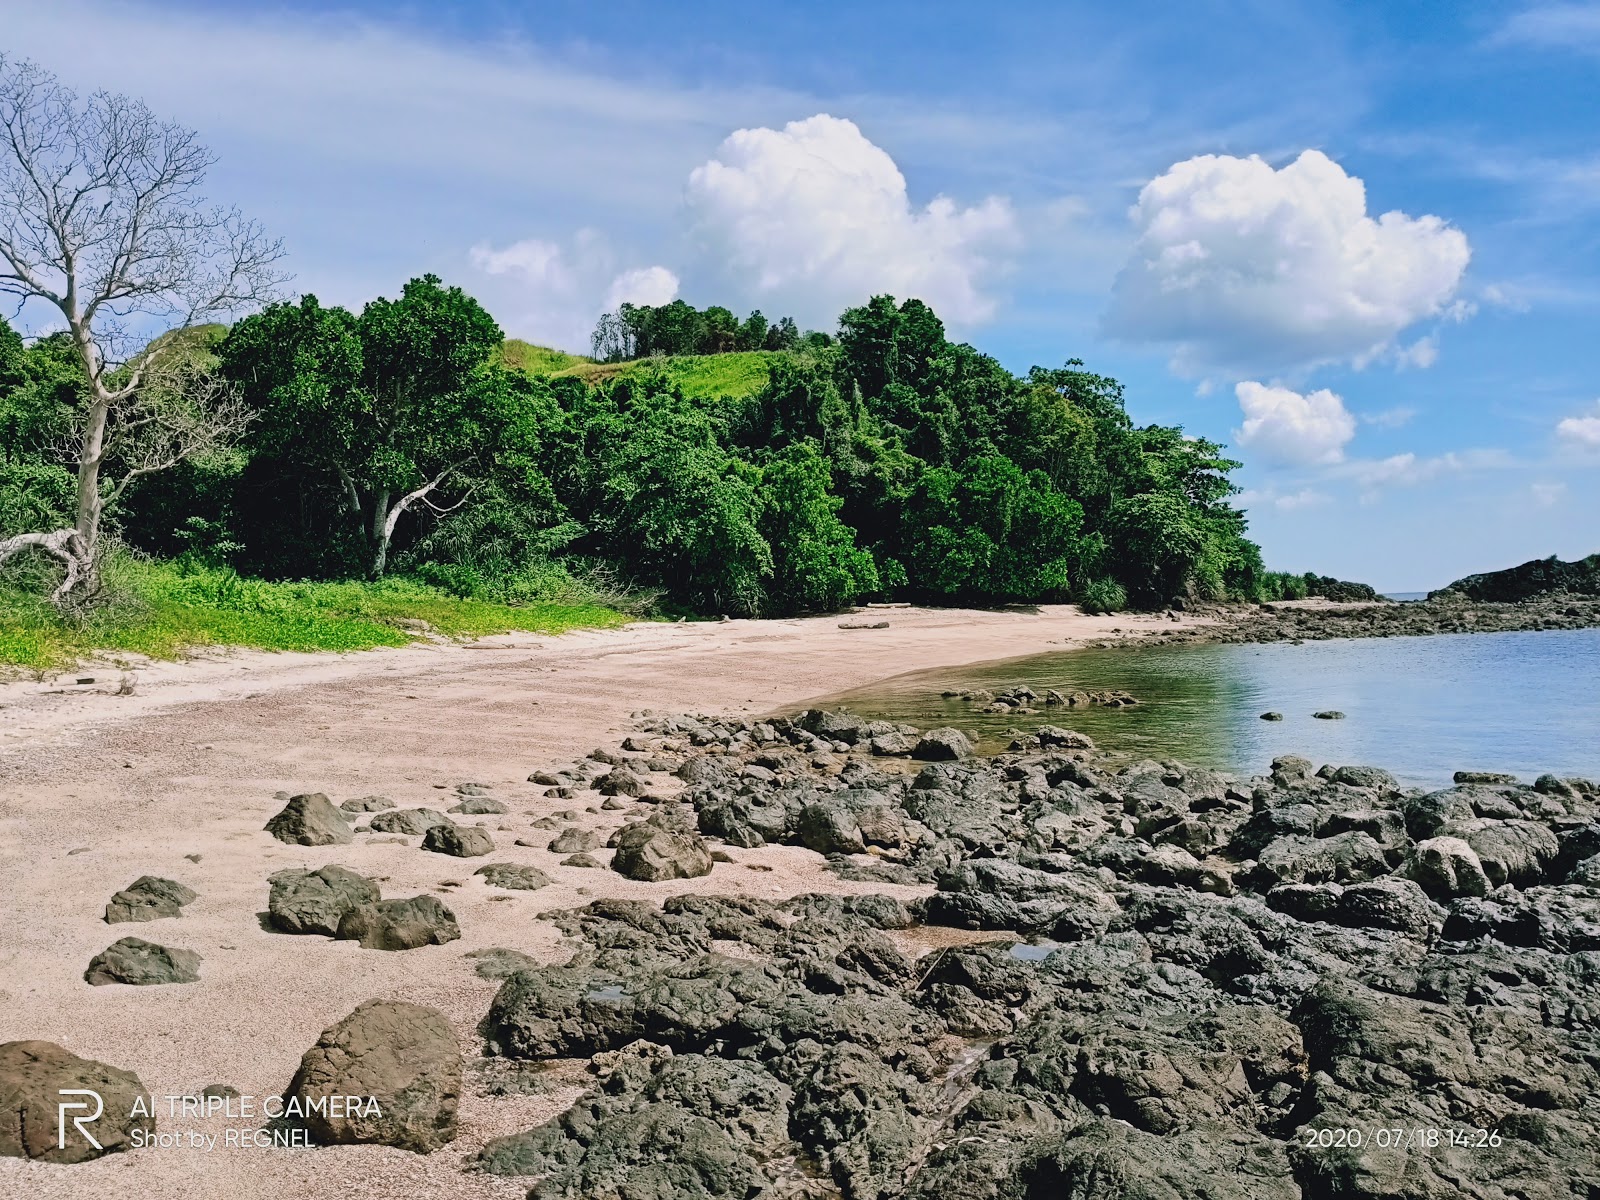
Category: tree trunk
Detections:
[{"x1": 371, "y1": 489, "x2": 392, "y2": 577}]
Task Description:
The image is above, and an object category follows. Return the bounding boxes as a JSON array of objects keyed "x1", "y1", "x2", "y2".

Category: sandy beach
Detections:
[{"x1": 0, "y1": 603, "x2": 1196, "y2": 1200}]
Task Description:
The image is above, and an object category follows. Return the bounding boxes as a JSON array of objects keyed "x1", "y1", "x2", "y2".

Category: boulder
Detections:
[
  {"x1": 1409, "y1": 837, "x2": 1491, "y2": 900},
  {"x1": 422, "y1": 824, "x2": 494, "y2": 857},
  {"x1": 284, "y1": 999, "x2": 460, "y2": 1152},
  {"x1": 367, "y1": 807, "x2": 454, "y2": 836},
  {"x1": 474, "y1": 863, "x2": 552, "y2": 891},
  {"x1": 1444, "y1": 818, "x2": 1559, "y2": 888},
  {"x1": 104, "y1": 875, "x2": 196, "y2": 924},
  {"x1": 549, "y1": 827, "x2": 602, "y2": 854},
  {"x1": 913, "y1": 728, "x2": 973, "y2": 761},
  {"x1": 264, "y1": 792, "x2": 352, "y2": 846},
  {"x1": 0, "y1": 1041, "x2": 154, "y2": 1162},
  {"x1": 796, "y1": 801, "x2": 866, "y2": 856},
  {"x1": 84, "y1": 937, "x2": 201, "y2": 985},
  {"x1": 340, "y1": 795, "x2": 395, "y2": 813},
  {"x1": 336, "y1": 897, "x2": 461, "y2": 950},
  {"x1": 611, "y1": 817, "x2": 713, "y2": 882},
  {"x1": 597, "y1": 767, "x2": 647, "y2": 797},
  {"x1": 268, "y1": 866, "x2": 381, "y2": 936},
  {"x1": 448, "y1": 796, "x2": 506, "y2": 815}
]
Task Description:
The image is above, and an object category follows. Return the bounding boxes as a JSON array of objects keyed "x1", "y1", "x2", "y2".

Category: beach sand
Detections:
[{"x1": 0, "y1": 603, "x2": 1200, "y2": 1199}]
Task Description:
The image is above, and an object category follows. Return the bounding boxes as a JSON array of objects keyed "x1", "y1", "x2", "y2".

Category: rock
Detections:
[
  {"x1": 475, "y1": 863, "x2": 552, "y2": 891},
  {"x1": 84, "y1": 937, "x2": 201, "y2": 985},
  {"x1": 1260, "y1": 711, "x2": 1284, "y2": 721},
  {"x1": 336, "y1": 896, "x2": 461, "y2": 950},
  {"x1": 104, "y1": 875, "x2": 196, "y2": 923},
  {"x1": 1327, "y1": 765, "x2": 1398, "y2": 792},
  {"x1": 597, "y1": 767, "x2": 646, "y2": 797},
  {"x1": 611, "y1": 817, "x2": 714, "y2": 882},
  {"x1": 340, "y1": 795, "x2": 395, "y2": 813},
  {"x1": 448, "y1": 796, "x2": 506, "y2": 814},
  {"x1": 529, "y1": 770, "x2": 564, "y2": 786},
  {"x1": 1454, "y1": 770, "x2": 1520, "y2": 786},
  {"x1": 1037, "y1": 726, "x2": 1094, "y2": 750},
  {"x1": 868, "y1": 732, "x2": 914, "y2": 756},
  {"x1": 467, "y1": 948, "x2": 542, "y2": 980},
  {"x1": 1569, "y1": 854, "x2": 1600, "y2": 887},
  {"x1": 796, "y1": 801, "x2": 866, "y2": 855},
  {"x1": 367, "y1": 807, "x2": 454, "y2": 836},
  {"x1": 1408, "y1": 836, "x2": 1491, "y2": 900},
  {"x1": 1333, "y1": 877, "x2": 1441, "y2": 937},
  {"x1": 264, "y1": 792, "x2": 352, "y2": 846},
  {"x1": 1311, "y1": 710, "x2": 1345, "y2": 720},
  {"x1": 0, "y1": 1041, "x2": 154, "y2": 1162},
  {"x1": 549, "y1": 827, "x2": 602, "y2": 854},
  {"x1": 284, "y1": 999, "x2": 459, "y2": 1153},
  {"x1": 1444, "y1": 818, "x2": 1559, "y2": 887},
  {"x1": 268, "y1": 866, "x2": 381, "y2": 935},
  {"x1": 563, "y1": 853, "x2": 603, "y2": 868},
  {"x1": 421, "y1": 824, "x2": 494, "y2": 857},
  {"x1": 913, "y1": 728, "x2": 973, "y2": 761},
  {"x1": 1270, "y1": 755, "x2": 1315, "y2": 787}
]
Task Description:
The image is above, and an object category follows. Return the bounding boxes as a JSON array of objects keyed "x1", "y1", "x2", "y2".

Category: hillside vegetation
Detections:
[{"x1": 3, "y1": 277, "x2": 1332, "y2": 668}]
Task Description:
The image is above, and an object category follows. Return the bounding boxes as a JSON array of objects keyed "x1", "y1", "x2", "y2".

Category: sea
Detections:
[{"x1": 809, "y1": 627, "x2": 1600, "y2": 788}]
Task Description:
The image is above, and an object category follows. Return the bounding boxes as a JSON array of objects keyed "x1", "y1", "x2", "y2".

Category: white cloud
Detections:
[
  {"x1": 1556, "y1": 401, "x2": 1600, "y2": 451},
  {"x1": 1237, "y1": 487, "x2": 1332, "y2": 511},
  {"x1": 1331, "y1": 449, "x2": 1515, "y2": 497},
  {"x1": 1233, "y1": 381, "x2": 1357, "y2": 466},
  {"x1": 1531, "y1": 481, "x2": 1568, "y2": 507},
  {"x1": 684, "y1": 114, "x2": 1018, "y2": 327},
  {"x1": 1493, "y1": 5, "x2": 1600, "y2": 55},
  {"x1": 469, "y1": 231, "x2": 677, "y2": 352},
  {"x1": 1105, "y1": 150, "x2": 1472, "y2": 374},
  {"x1": 1359, "y1": 405, "x2": 1417, "y2": 429}
]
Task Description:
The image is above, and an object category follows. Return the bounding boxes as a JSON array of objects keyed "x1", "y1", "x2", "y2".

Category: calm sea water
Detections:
[{"x1": 809, "y1": 628, "x2": 1600, "y2": 788}]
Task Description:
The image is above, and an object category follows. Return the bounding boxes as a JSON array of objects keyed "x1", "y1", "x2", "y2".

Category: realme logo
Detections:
[{"x1": 57, "y1": 1089, "x2": 103, "y2": 1151}]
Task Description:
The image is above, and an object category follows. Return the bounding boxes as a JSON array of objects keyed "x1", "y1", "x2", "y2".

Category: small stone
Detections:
[
  {"x1": 1312, "y1": 711, "x2": 1346, "y2": 720},
  {"x1": 474, "y1": 863, "x2": 552, "y2": 891},
  {"x1": 340, "y1": 795, "x2": 396, "y2": 813},
  {"x1": 104, "y1": 876, "x2": 196, "y2": 924},
  {"x1": 562, "y1": 853, "x2": 603, "y2": 868},
  {"x1": 1260, "y1": 711, "x2": 1284, "y2": 721},
  {"x1": 336, "y1": 897, "x2": 461, "y2": 950},
  {"x1": 448, "y1": 797, "x2": 506, "y2": 815},
  {"x1": 368, "y1": 808, "x2": 454, "y2": 836},
  {"x1": 548, "y1": 827, "x2": 602, "y2": 854}
]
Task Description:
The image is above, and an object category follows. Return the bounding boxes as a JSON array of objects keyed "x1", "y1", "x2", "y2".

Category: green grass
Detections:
[
  {"x1": 500, "y1": 339, "x2": 596, "y2": 375},
  {"x1": 0, "y1": 557, "x2": 632, "y2": 673},
  {"x1": 503, "y1": 340, "x2": 786, "y2": 400}
]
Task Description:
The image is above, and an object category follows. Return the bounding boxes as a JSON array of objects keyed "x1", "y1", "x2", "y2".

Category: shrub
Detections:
[{"x1": 1079, "y1": 578, "x2": 1127, "y2": 615}]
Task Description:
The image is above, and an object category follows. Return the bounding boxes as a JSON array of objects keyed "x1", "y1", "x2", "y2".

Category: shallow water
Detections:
[{"x1": 812, "y1": 627, "x2": 1600, "y2": 788}]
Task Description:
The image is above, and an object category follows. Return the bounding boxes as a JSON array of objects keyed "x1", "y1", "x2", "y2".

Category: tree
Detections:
[
  {"x1": 222, "y1": 277, "x2": 505, "y2": 577},
  {"x1": 0, "y1": 56, "x2": 284, "y2": 602},
  {"x1": 759, "y1": 442, "x2": 878, "y2": 614}
]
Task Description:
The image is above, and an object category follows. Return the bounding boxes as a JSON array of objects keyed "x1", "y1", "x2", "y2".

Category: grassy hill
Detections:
[{"x1": 502, "y1": 340, "x2": 787, "y2": 400}]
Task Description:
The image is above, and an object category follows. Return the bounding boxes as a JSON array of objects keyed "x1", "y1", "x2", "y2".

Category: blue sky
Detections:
[{"x1": 3, "y1": 0, "x2": 1598, "y2": 589}]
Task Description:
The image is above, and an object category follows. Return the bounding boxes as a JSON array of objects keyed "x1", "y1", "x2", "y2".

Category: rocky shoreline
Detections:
[
  {"x1": 1204, "y1": 591, "x2": 1600, "y2": 647},
  {"x1": 6, "y1": 703, "x2": 1598, "y2": 1197}
]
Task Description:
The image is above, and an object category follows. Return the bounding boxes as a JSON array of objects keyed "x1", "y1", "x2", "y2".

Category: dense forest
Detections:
[{"x1": 2, "y1": 277, "x2": 1326, "y2": 618}]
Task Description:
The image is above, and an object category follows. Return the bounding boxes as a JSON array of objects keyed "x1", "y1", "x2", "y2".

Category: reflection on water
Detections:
[{"x1": 809, "y1": 627, "x2": 1600, "y2": 788}]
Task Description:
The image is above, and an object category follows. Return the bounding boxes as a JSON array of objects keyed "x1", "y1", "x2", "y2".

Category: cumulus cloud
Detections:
[
  {"x1": 468, "y1": 231, "x2": 678, "y2": 352},
  {"x1": 684, "y1": 114, "x2": 1017, "y2": 326},
  {"x1": 1556, "y1": 401, "x2": 1600, "y2": 451},
  {"x1": 1233, "y1": 381, "x2": 1357, "y2": 466},
  {"x1": 1105, "y1": 150, "x2": 1472, "y2": 374},
  {"x1": 1236, "y1": 487, "x2": 1332, "y2": 511}
]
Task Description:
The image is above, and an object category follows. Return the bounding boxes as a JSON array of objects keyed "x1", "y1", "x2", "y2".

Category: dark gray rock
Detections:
[
  {"x1": 268, "y1": 865, "x2": 380, "y2": 935},
  {"x1": 611, "y1": 816, "x2": 713, "y2": 882},
  {"x1": 448, "y1": 796, "x2": 506, "y2": 815},
  {"x1": 336, "y1": 896, "x2": 461, "y2": 950},
  {"x1": 913, "y1": 728, "x2": 974, "y2": 761},
  {"x1": 85, "y1": 937, "x2": 201, "y2": 985},
  {"x1": 367, "y1": 807, "x2": 454, "y2": 836},
  {"x1": 0, "y1": 1041, "x2": 154, "y2": 1162},
  {"x1": 422, "y1": 824, "x2": 494, "y2": 857},
  {"x1": 549, "y1": 827, "x2": 602, "y2": 854},
  {"x1": 264, "y1": 792, "x2": 352, "y2": 846},
  {"x1": 340, "y1": 795, "x2": 395, "y2": 813},
  {"x1": 475, "y1": 863, "x2": 552, "y2": 891},
  {"x1": 104, "y1": 875, "x2": 196, "y2": 923},
  {"x1": 284, "y1": 999, "x2": 459, "y2": 1152}
]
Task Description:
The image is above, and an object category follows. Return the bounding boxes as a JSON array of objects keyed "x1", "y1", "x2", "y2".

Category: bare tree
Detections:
[{"x1": 0, "y1": 55, "x2": 285, "y2": 602}]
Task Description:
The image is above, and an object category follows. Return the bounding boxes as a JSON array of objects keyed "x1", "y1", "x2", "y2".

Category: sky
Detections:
[{"x1": 2, "y1": 0, "x2": 1598, "y2": 590}]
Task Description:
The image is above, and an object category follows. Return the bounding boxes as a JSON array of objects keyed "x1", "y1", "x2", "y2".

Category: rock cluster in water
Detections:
[{"x1": 474, "y1": 707, "x2": 1600, "y2": 1198}]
